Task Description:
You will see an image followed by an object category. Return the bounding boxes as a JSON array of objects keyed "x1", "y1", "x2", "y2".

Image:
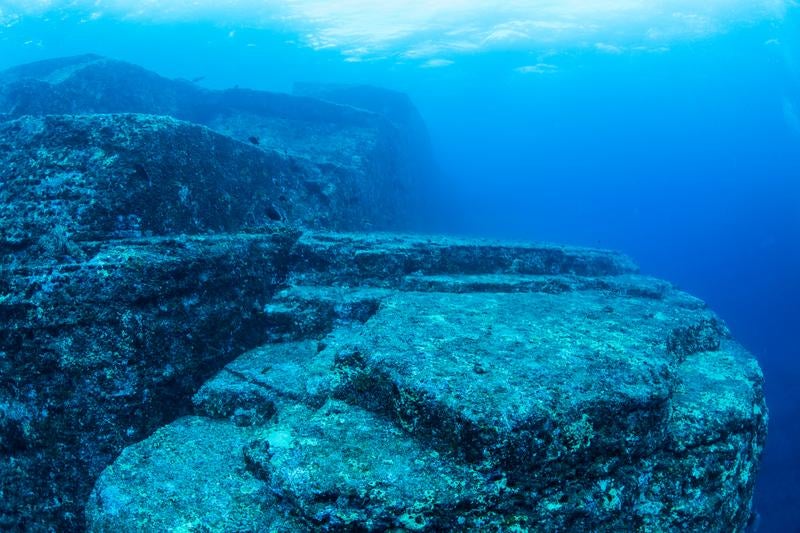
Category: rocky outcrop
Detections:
[
  {"x1": 0, "y1": 229, "x2": 299, "y2": 530},
  {"x1": 0, "y1": 55, "x2": 432, "y2": 230},
  {"x1": 292, "y1": 82, "x2": 439, "y2": 212},
  {"x1": 84, "y1": 231, "x2": 767, "y2": 532},
  {"x1": 0, "y1": 113, "x2": 387, "y2": 256},
  {"x1": 0, "y1": 56, "x2": 766, "y2": 532}
]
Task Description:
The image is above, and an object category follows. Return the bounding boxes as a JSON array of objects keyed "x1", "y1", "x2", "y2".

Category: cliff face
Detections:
[
  {"x1": 0, "y1": 54, "x2": 429, "y2": 231},
  {"x1": 0, "y1": 113, "x2": 390, "y2": 255},
  {"x1": 86, "y1": 233, "x2": 767, "y2": 532},
  {"x1": 0, "y1": 56, "x2": 767, "y2": 533},
  {"x1": 292, "y1": 82, "x2": 440, "y2": 222}
]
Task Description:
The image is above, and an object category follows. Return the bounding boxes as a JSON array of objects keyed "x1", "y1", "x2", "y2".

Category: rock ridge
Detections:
[{"x1": 0, "y1": 55, "x2": 435, "y2": 231}]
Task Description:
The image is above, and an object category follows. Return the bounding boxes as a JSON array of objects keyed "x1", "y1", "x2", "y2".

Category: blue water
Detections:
[{"x1": 2, "y1": 4, "x2": 799, "y2": 530}]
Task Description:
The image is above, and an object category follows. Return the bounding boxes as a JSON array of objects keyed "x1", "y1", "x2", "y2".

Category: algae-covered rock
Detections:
[
  {"x1": 0, "y1": 55, "x2": 767, "y2": 533},
  {"x1": 286, "y1": 231, "x2": 638, "y2": 287},
  {"x1": 0, "y1": 113, "x2": 380, "y2": 255},
  {"x1": 0, "y1": 54, "x2": 434, "y2": 230},
  {"x1": 86, "y1": 416, "x2": 300, "y2": 532},
  {"x1": 249, "y1": 400, "x2": 502, "y2": 531},
  {"x1": 192, "y1": 339, "x2": 337, "y2": 421},
  {"x1": 0, "y1": 232, "x2": 296, "y2": 530},
  {"x1": 86, "y1": 232, "x2": 767, "y2": 532},
  {"x1": 0, "y1": 55, "x2": 378, "y2": 170}
]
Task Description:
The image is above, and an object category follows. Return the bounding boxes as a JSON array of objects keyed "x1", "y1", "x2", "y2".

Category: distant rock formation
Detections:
[
  {"x1": 0, "y1": 54, "x2": 431, "y2": 230},
  {"x1": 293, "y1": 82, "x2": 439, "y2": 220},
  {"x1": 0, "y1": 113, "x2": 383, "y2": 255},
  {"x1": 0, "y1": 56, "x2": 766, "y2": 532}
]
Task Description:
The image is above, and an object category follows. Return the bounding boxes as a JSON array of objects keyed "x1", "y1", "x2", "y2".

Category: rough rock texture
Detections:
[
  {"x1": 0, "y1": 231, "x2": 298, "y2": 531},
  {"x1": 292, "y1": 82, "x2": 439, "y2": 213},
  {"x1": 85, "y1": 416, "x2": 302, "y2": 532},
  {"x1": 0, "y1": 54, "x2": 432, "y2": 230},
  {"x1": 86, "y1": 232, "x2": 767, "y2": 533},
  {"x1": 0, "y1": 109, "x2": 314, "y2": 529},
  {"x1": 0, "y1": 56, "x2": 767, "y2": 533},
  {"x1": 0, "y1": 113, "x2": 383, "y2": 254}
]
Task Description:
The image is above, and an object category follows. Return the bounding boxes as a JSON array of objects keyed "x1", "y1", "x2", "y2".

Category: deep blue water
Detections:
[{"x1": 1, "y1": 4, "x2": 799, "y2": 530}]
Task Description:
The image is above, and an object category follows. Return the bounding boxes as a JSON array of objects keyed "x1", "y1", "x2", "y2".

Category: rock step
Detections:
[
  {"x1": 263, "y1": 286, "x2": 389, "y2": 342},
  {"x1": 85, "y1": 416, "x2": 302, "y2": 532},
  {"x1": 86, "y1": 400, "x2": 510, "y2": 532},
  {"x1": 86, "y1": 281, "x2": 760, "y2": 531},
  {"x1": 626, "y1": 341, "x2": 767, "y2": 531},
  {"x1": 258, "y1": 274, "x2": 707, "y2": 343},
  {"x1": 400, "y1": 272, "x2": 670, "y2": 296},
  {"x1": 288, "y1": 231, "x2": 639, "y2": 286},
  {"x1": 250, "y1": 400, "x2": 505, "y2": 531},
  {"x1": 333, "y1": 290, "x2": 722, "y2": 473},
  {"x1": 193, "y1": 338, "x2": 341, "y2": 423},
  {"x1": 0, "y1": 232, "x2": 294, "y2": 531},
  {"x1": 201, "y1": 277, "x2": 734, "y2": 479},
  {"x1": 196, "y1": 285, "x2": 733, "y2": 471}
]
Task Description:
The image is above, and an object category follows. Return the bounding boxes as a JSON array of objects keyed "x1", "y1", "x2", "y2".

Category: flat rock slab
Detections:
[
  {"x1": 250, "y1": 400, "x2": 502, "y2": 531},
  {"x1": 288, "y1": 231, "x2": 638, "y2": 287},
  {"x1": 335, "y1": 289, "x2": 722, "y2": 472},
  {"x1": 86, "y1": 416, "x2": 300, "y2": 532},
  {"x1": 87, "y1": 228, "x2": 766, "y2": 531}
]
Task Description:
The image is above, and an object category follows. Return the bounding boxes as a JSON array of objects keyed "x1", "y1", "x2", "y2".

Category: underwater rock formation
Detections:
[
  {"x1": 292, "y1": 82, "x2": 438, "y2": 204},
  {"x1": 86, "y1": 232, "x2": 767, "y2": 532},
  {"x1": 0, "y1": 56, "x2": 766, "y2": 532},
  {"x1": 0, "y1": 112, "x2": 302, "y2": 526},
  {"x1": 0, "y1": 113, "x2": 389, "y2": 250},
  {"x1": 0, "y1": 54, "x2": 428, "y2": 230}
]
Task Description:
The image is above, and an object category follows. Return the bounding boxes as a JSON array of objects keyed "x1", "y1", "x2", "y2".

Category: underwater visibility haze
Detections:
[{"x1": 0, "y1": 1, "x2": 799, "y2": 531}]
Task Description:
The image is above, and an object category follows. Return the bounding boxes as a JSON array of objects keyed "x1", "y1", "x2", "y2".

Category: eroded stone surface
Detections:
[
  {"x1": 0, "y1": 93, "x2": 433, "y2": 529},
  {"x1": 86, "y1": 233, "x2": 766, "y2": 533},
  {"x1": 193, "y1": 339, "x2": 339, "y2": 420},
  {"x1": 0, "y1": 232, "x2": 296, "y2": 530},
  {"x1": 0, "y1": 55, "x2": 767, "y2": 533},
  {"x1": 86, "y1": 416, "x2": 301, "y2": 532},
  {"x1": 335, "y1": 291, "x2": 683, "y2": 465},
  {"x1": 287, "y1": 231, "x2": 638, "y2": 287},
  {"x1": 249, "y1": 400, "x2": 502, "y2": 531},
  {"x1": 0, "y1": 55, "x2": 435, "y2": 231},
  {"x1": 0, "y1": 113, "x2": 376, "y2": 255}
]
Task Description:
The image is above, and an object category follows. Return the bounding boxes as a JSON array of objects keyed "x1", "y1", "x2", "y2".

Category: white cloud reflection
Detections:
[
  {"x1": 515, "y1": 63, "x2": 559, "y2": 74},
  {"x1": 421, "y1": 58, "x2": 455, "y2": 68},
  {"x1": 0, "y1": 0, "x2": 793, "y2": 61}
]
